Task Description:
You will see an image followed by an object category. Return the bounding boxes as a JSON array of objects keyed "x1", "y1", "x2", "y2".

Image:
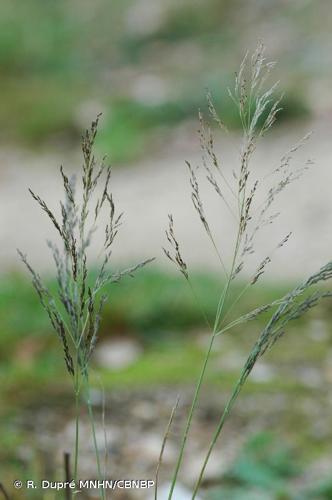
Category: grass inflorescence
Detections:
[
  {"x1": 162, "y1": 43, "x2": 332, "y2": 499},
  {"x1": 18, "y1": 115, "x2": 153, "y2": 495}
]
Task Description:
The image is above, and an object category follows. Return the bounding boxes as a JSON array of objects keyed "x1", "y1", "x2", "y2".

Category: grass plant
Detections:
[
  {"x1": 162, "y1": 43, "x2": 332, "y2": 499},
  {"x1": 18, "y1": 115, "x2": 153, "y2": 496},
  {"x1": 10, "y1": 43, "x2": 332, "y2": 500}
]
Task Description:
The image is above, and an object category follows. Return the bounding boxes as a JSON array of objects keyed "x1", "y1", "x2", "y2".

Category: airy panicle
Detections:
[
  {"x1": 19, "y1": 117, "x2": 153, "y2": 377},
  {"x1": 163, "y1": 44, "x2": 332, "y2": 500}
]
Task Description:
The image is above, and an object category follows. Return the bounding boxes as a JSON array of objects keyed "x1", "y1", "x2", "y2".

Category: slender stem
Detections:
[
  {"x1": 167, "y1": 333, "x2": 216, "y2": 500},
  {"x1": 167, "y1": 281, "x2": 232, "y2": 500},
  {"x1": 85, "y1": 377, "x2": 105, "y2": 500},
  {"x1": 74, "y1": 391, "x2": 80, "y2": 482},
  {"x1": 155, "y1": 396, "x2": 180, "y2": 500},
  {"x1": 98, "y1": 375, "x2": 108, "y2": 482},
  {"x1": 191, "y1": 370, "x2": 246, "y2": 499},
  {"x1": 188, "y1": 208, "x2": 245, "y2": 499},
  {"x1": 192, "y1": 403, "x2": 237, "y2": 498},
  {"x1": 73, "y1": 352, "x2": 81, "y2": 483},
  {"x1": 168, "y1": 183, "x2": 245, "y2": 499}
]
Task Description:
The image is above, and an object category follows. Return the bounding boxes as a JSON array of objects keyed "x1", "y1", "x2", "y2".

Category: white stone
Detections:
[{"x1": 94, "y1": 338, "x2": 142, "y2": 370}]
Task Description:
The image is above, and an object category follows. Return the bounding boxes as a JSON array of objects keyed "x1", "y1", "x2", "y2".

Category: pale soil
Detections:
[{"x1": 1, "y1": 116, "x2": 331, "y2": 281}]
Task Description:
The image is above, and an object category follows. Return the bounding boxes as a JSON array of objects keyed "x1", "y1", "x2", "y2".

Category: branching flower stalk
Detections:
[
  {"x1": 19, "y1": 116, "x2": 153, "y2": 497},
  {"x1": 163, "y1": 44, "x2": 332, "y2": 499}
]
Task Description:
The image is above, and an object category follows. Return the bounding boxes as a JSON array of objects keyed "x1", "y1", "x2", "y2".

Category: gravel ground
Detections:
[{"x1": 16, "y1": 380, "x2": 332, "y2": 500}]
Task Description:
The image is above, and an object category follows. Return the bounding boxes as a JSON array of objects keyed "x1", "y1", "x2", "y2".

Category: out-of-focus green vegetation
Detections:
[
  {"x1": 0, "y1": 268, "x2": 288, "y2": 356},
  {"x1": 1, "y1": 0, "x2": 326, "y2": 162},
  {"x1": 0, "y1": 268, "x2": 330, "y2": 400},
  {"x1": 1, "y1": 268, "x2": 332, "y2": 495}
]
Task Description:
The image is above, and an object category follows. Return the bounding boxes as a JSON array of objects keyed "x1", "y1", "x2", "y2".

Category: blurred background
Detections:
[{"x1": 1, "y1": 1, "x2": 332, "y2": 498}]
